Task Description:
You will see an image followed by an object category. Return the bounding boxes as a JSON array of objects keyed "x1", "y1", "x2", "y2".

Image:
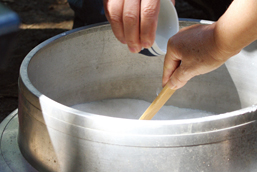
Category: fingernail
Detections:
[
  {"x1": 129, "y1": 47, "x2": 137, "y2": 53},
  {"x1": 129, "y1": 46, "x2": 141, "y2": 53},
  {"x1": 136, "y1": 46, "x2": 142, "y2": 53},
  {"x1": 121, "y1": 40, "x2": 126, "y2": 44},
  {"x1": 142, "y1": 42, "x2": 151, "y2": 48}
]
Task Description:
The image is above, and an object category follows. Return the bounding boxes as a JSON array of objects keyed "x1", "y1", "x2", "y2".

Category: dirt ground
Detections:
[
  {"x1": 0, "y1": 0, "x2": 208, "y2": 122},
  {"x1": 0, "y1": 0, "x2": 74, "y2": 122}
]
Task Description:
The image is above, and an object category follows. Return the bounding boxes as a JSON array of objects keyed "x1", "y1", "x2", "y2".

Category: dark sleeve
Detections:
[{"x1": 68, "y1": 0, "x2": 107, "y2": 28}]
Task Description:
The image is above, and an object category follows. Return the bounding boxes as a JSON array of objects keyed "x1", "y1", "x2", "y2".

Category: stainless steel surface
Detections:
[
  {"x1": 0, "y1": 109, "x2": 37, "y2": 172},
  {"x1": 18, "y1": 20, "x2": 257, "y2": 171}
]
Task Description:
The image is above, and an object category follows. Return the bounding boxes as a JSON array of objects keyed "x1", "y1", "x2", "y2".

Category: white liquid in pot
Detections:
[{"x1": 71, "y1": 99, "x2": 214, "y2": 120}]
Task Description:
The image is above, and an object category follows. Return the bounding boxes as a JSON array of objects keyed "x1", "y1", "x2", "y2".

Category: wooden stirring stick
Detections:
[{"x1": 139, "y1": 84, "x2": 176, "y2": 120}]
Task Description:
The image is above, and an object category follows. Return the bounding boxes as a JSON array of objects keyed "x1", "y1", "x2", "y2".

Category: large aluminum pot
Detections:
[{"x1": 18, "y1": 20, "x2": 257, "y2": 172}]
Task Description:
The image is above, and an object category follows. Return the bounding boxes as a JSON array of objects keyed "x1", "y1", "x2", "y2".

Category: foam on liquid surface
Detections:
[{"x1": 71, "y1": 99, "x2": 214, "y2": 120}]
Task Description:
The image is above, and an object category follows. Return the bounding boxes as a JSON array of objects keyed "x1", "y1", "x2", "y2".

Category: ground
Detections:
[{"x1": 0, "y1": 0, "x2": 208, "y2": 122}]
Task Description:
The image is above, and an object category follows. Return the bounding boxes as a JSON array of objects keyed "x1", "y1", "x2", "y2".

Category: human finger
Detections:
[
  {"x1": 123, "y1": 0, "x2": 141, "y2": 53},
  {"x1": 162, "y1": 49, "x2": 180, "y2": 87},
  {"x1": 103, "y1": 0, "x2": 126, "y2": 44},
  {"x1": 140, "y1": 0, "x2": 160, "y2": 48},
  {"x1": 166, "y1": 63, "x2": 196, "y2": 89}
]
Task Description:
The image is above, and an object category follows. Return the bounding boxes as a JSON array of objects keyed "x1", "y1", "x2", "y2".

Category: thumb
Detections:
[{"x1": 167, "y1": 64, "x2": 195, "y2": 90}]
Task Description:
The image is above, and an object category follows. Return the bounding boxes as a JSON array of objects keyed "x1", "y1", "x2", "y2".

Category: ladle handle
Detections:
[{"x1": 139, "y1": 84, "x2": 176, "y2": 120}]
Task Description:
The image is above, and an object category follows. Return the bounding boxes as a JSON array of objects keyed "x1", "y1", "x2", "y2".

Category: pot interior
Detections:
[{"x1": 26, "y1": 22, "x2": 257, "y2": 119}]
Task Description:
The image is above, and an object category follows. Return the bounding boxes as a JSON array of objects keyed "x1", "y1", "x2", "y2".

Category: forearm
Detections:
[{"x1": 213, "y1": 0, "x2": 257, "y2": 58}]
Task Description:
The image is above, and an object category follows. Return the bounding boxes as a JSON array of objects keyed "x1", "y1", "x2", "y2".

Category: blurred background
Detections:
[{"x1": 0, "y1": 0, "x2": 232, "y2": 122}]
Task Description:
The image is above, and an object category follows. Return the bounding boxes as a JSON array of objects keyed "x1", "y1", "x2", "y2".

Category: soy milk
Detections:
[{"x1": 71, "y1": 99, "x2": 214, "y2": 120}]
